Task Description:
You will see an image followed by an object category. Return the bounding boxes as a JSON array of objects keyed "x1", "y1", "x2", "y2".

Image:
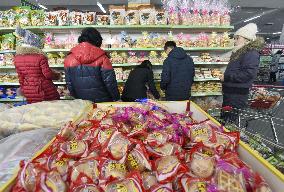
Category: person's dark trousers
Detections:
[
  {"x1": 121, "y1": 96, "x2": 136, "y2": 102},
  {"x1": 270, "y1": 72, "x2": 277, "y2": 83},
  {"x1": 221, "y1": 93, "x2": 249, "y2": 125}
]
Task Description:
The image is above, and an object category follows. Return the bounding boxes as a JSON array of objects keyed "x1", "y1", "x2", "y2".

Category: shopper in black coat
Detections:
[
  {"x1": 219, "y1": 23, "x2": 264, "y2": 122},
  {"x1": 161, "y1": 41, "x2": 195, "y2": 101},
  {"x1": 122, "y1": 60, "x2": 160, "y2": 101}
]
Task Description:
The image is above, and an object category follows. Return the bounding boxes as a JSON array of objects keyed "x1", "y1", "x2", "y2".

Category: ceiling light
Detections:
[
  {"x1": 273, "y1": 32, "x2": 282, "y2": 35},
  {"x1": 97, "y1": 1, "x2": 106, "y2": 13},
  {"x1": 38, "y1": 4, "x2": 48, "y2": 10},
  {"x1": 243, "y1": 15, "x2": 261, "y2": 23}
]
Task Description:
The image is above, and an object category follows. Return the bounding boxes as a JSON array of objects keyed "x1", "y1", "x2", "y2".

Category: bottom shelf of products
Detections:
[{"x1": 1, "y1": 100, "x2": 283, "y2": 192}]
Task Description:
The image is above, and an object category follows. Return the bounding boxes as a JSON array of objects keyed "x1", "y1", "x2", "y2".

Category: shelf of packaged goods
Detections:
[
  {"x1": 194, "y1": 78, "x2": 220, "y2": 82},
  {"x1": 0, "y1": 65, "x2": 64, "y2": 69},
  {"x1": 0, "y1": 97, "x2": 26, "y2": 102},
  {"x1": 1, "y1": 47, "x2": 233, "y2": 54},
  {"x1": 0, "y1": 25, "x2": 234, "y2": 33},
  {"x1": 191, "y1": 92, "x2": 222, "y2": 97},
  {"x1": 194, "y1": 62, "x2": 228, "y2": 65},
  {"x1": 113, "y1": 63, "x2": 162, "y2": 67}
]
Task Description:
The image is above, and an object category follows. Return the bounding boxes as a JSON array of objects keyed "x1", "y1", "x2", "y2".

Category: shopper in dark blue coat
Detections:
[{"x1": 161, "y1": 41, "x2": 195, "y2": 101}]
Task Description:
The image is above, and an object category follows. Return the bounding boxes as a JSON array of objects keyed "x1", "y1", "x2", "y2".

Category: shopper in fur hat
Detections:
[
  {"x1": 219, "y1": 23, "x2": 264, "y2": 122},
  {"x1": 14, "y1": 26, "x2": 60, "y2": 104}
]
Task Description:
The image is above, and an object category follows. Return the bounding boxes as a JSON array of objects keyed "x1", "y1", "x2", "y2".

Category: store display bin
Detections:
[{"x1": 1, "y1": 101, "x2": 283, "y2": 191}]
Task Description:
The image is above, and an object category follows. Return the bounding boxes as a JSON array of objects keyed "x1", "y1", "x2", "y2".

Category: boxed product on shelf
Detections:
[
  {"x1": 0, "y1": 53, "x2": 14, "y2": 66},
  {"x1": 30, "y1": 10, "x2": 45, "y2": 26},
  {"x1": 1, "y1": 101, "x2": 282, "y2": 192},
  {"x1": 125, "y1": 7, "x2": 140, "y2": 25},
  {"x1": 96, "y1": 14, "x2": 110, "y2": 25},
  {"x1": 139, "y1": 5, "x2": 155, "y2": 25},
  {"x1": 109, "y1": 5, "x2": 126, "y2": 25},
  {"x1": 0, "y1": 33, "x2": 16, "y2": 51}
]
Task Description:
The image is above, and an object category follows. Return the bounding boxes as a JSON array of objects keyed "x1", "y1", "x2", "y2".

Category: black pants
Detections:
[
  {"x1": 121, "y1": 96, "x2": 136, "y2": 102},
  {"x1": 270, "y1": 72, "x2": 276, "y2": 82},
  {"x1": 221, "y1": 93, "x2": 249, "y2": 124}
]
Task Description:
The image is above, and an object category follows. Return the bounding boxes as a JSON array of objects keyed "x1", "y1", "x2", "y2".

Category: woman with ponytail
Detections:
[{"x1": 64, "y1": 27, "x2": 120, "y2": 102}]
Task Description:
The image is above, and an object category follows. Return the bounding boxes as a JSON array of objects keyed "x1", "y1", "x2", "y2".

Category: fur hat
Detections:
[
  {"x1": 234, "y1": 23, "x2": 258, "y2": 41},
  {"x1": 15, "y1": 26, "x2": 42, "y2": 48}
]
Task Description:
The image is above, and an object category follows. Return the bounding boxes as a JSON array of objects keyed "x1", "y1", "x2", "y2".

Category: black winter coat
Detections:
[
  {"x1": 122, "y1": 67, "x2": 160, "y2": 101},
  {"x1": 223, "y1": 37, "x2": 264, "y2": 94},
  {"x1": 64, "y1": 42, "x2": 120, "y2": 103},
  {"x1": 160, "y1": 47, "x2": 195, "y2": 101}
]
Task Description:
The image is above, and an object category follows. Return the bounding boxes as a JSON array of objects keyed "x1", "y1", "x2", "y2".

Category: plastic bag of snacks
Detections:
[
  {"x1": 96, "y1": 14, "x2": 109, "y2": 25},
  {"x1": 5, "y1": 9, "x2": 16, "y2": 27},
  {"x1": 109, "y1": 5, "x2": 126, "y2": 25},
  {"x1": 125, "y1": 7, "x2": 140, "y2": 25},
  {"x1": 155, "y1": 9, "x2": 167, "y2": 25},
  {"x1": 83, "y1": 12, "x2": 96, "y2": 25},
  {"x1": 0, "y1": 11, "x2": 4, "y2": 27},
  {"x1": 1, "y1": 33, "x2": 15, "y2": 50},
  {"x1": 57, "y1": 9, "x2": 69, "y2": 26},
  {"x1": 139, "y1": 5, "x2": 155, "y2": 25},
  {"x1": 45, "y1": 11, "x2": 58, "y2": 26},
  {"x1": 70, "y1": 11, "x2": 83, "y2": 25},
  {"x1": 30, "y1": 10, "x2": 45, "y2": 26},
  {"x1": 14, "y1": 7, "x2": 30, "y2": 26}
]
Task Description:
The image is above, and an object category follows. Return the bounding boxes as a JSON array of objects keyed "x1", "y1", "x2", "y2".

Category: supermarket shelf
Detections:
[
  {"x1": 194, "y1": 62, "x2": 228, "y2": 65},
  {"x1": 0, "y1": 65, "x2": 15, "y2": 69},
  {"x1": 194, "y1": 78, "x2": 220, "y2": 81},
  {"x1": 0, "y1": 82, "x2": 66, "y2": 86},
  {"x1": 1, "y1": 47, "x2": 233, "y2": 54},
  {"x1": 0, "y1": 25, "x2": 234, "y2": 33},
  {"x1": 191, "y1": 92, "x2": 222, "y2": 97},
  {"x1": 0, "y1": 97, "x2": 26, "y2": 102}
]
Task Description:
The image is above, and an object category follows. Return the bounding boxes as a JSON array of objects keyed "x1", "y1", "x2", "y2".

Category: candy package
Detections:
[
  {"x1": 0, "y1": 11, "x2": 4, "y2": 27},
  {"x1": 57, "y1": 9, "x2": 69, "y2": 26},
  {"x1": 126, "y1": 7, "x2": 140, "y2": 25},
  {"x1": 45, "y1": 11, "x2": 58, "y2": 26},
  {"x1": 96, "y1": 14, "x2": 109, "y2": 25},
  {"x1": 139, "y1": 5, "x2": 155, "y2": 25},
  {"x1": 31, "y1": 10, "x2": 45, "y2": 26},
  {"x1": 15, "y1": 7, "x2": 30, "y2": 26},
  {"x1": 5, "y1": 10, "x2": 16, "y2": 27},
  {"x1": 83, "y1": 12, "x2": 96, "y2": 25},
  {"x1": 155, "y1": 9, "x2": 167, "y2": 25},
  {"x1": 70, "y1": 11, "x2": 82, "y2": 25},
  {"x1": 1, "y1": 33, "x2": 15, "y2": 50},
  {"x1": 109, "y1": 5, "x2": 126, "y2": 25}
]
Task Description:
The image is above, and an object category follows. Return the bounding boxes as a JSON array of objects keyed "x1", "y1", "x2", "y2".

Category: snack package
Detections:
[
  {"x1": 5, "y1": 9, "x2": 16, "y2": 27},
  {"x1": 149, "y1": 183, "x2": 173, "y2": 192},
  {"x1": 99, "y1": 158, "x2": 127, "y2": 180},
  {"x1": 221, "y1": 11, "x2": 230, "y2": 26},
  {"x1": 0, "y1": 11, "x2": 4, "y2": 27},
  {"x1": 70, "y1": 157, "x2": 100, "y2": 186},
  {"x1": 15, "y1": 7, "x2": 30, "y2": 26},
  {"x1": 146, "y1": 142, "x2": 182, "y2": 158},
  {"x1": 189, "y1": 151, "x2": 215, "y2": 178},
  {"x1": 126, "y1": 143, "x2": 152, "y2": 172},
  {"x1": 40, "y1": 170, "x2": 67, "y2": 192},
  {"x1": 47, "y1": 156, "x2": 70, "y2": 180},
  {"x1": 96, "y1": 14, "x2": 109, "y2": 25},
  {"x1": 155, "y1": 9, "x2": 167, "y2": 25},
  {"x1": 83, "y1": 12, "x2": 96, "y2": 25},
  {"x1": 1, "y1": 33, "x2": 15, "y2": 50},
  {"x1": 189, "y1": 121, "x2": 217, "y2": 144},
  {"x1": 109, "y1": 5, "x2": 126, "y2": 25},
  {"x1": 141, "y1": 171, "x2": 158, "y2": 190},
  {"x1": 139, "y1": 5, "x2": 155, "y2": 25},
  {"x1": 181, "y1": 176, "x2": 209, "y2": 192},
  {"x1": 60, "y1": 140, "x2": 89, "y2": 158},
  {"x1": 126, "y1": 7, "x2": 140, "y2": 25},
  {"x1": 155, "y1": 155, "x2": 187, "y2": 183},
  {"x1": 45, "y1": 11, "x2": 58, "y2": 26},
  {"x1": 72, "y1": 184, "x2": 102, "y2": 192},
  {"x1": 30, "y1": 10, "x2": 45, "y2": 26},
  {"x1": 145, "y1": 131, "x2": 171, "y2": 147},
  {"x1": 57, "y1": 9, "x2": 69, "y2": 26},
  {"x1": 215, "y1": 160, "x2": 247, "y2": 192},
  {"x1": 70, "y1": 11, "x2": 82, "y2": 25},
  {"x1": 102, "y1": 131, "x2": 131, "y2": 160},
  {"x1": 104, "y1": 172, "x2": 144, "y2": 192}
]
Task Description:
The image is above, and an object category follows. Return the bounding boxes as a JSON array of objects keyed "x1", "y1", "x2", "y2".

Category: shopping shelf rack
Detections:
[{"x1": 208, "y1": 84, "x2": 284, "y2": 145}]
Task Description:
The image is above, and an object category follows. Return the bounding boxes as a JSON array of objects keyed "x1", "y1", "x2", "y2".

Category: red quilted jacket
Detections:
[{"x1": 14, "y1": 48, "x2": 60, "y2": 104}]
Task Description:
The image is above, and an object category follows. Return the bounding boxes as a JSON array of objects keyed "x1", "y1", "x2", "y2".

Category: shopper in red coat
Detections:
[{"x1": 14, "y1": 27, "x2": 60, "y2": 104}]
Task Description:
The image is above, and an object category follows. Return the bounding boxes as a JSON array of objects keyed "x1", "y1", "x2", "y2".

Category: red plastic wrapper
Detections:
[
  {"x1": 141, "y1": 171, "x2": 158, "y2": 190},
  {"x1": 40, "y1": 170, "x2": 67, "y2": 192},
  {"x1": 60, "y1": 140, "x2": 89, "y2": 158},
  {"x1": 189, "y1": 121, "x2": 217, "y2": 144},
  {"x1": 99, "y1": 158, "x2": 127, "y2": 181},
  {"x1": 97, "y1": 128, "x2": 116, "y2": 146},
  {"x1": 92, "y1": 108, "x2": 109, "y2": 121},
  {"x1": 127, "y1": 123, "x2": 147, "y2": 138},
  {"x1": 215, "y1": 131, "x2": 240, "y2": 152},
  {"x1": 47, "y1": 156, "x2": 70, "y2": 180},
  {"x1": 181, "y1": 176, "x2": 209, "y2": 192},
  {"x1": 69, "y1": 157, "x2": 100, "y2": 186},
  {"x1": 154, "y1": 155, "x2": 188, "y2": 183},
  {"x1": 146, "y1": 142, "x2": 183, "y2": 158},
  {"x1": 72, "y1": 184, "x2": 102, "y2": 192},
  {"x1": 126, "y1": 143, "x2": 152, "y2": 172},
  {"x1": 148, "y1": 183, "x2": 173, "y2": 192},
  {"x1": 102, "y1": 131, "x2": 131, "y2": 160},
  {"x1": 104, "y1": 172, "x2": 144, "y2": 192},
  {"x1": 57, "y1": 122, "x2": 77, "y2": 141},
  {"x1": 145, "y1": 131, "x2": 171, "y2": 147}
]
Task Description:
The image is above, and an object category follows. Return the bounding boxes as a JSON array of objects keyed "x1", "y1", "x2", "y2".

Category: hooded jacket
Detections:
[
  {"x1": 223, "y1": 37, "x2": 265, "y2": 94},
  {"x1": 14, "y1": 46, "x2": 60, "y2": 104},
  {"x1": 160, "y1": 47, "x2": 195, "y2": 101},
  {"x1": 64, "y1": 42, "x2": 120, "y2": 102}
]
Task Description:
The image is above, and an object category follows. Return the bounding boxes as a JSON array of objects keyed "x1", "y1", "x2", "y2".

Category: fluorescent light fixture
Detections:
[
  {"x1": 273, "y1": 32, "x2": 282, "y2": 35},
  {"x1": 243, "y1": 15, "x2": 261, "y2": 23},
  {"x1": 38, "y1": 3, "x2": 48, "y2": 10},
  {"x1": 97, "y1": 1, "x2": 106, "y2": 13}
]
